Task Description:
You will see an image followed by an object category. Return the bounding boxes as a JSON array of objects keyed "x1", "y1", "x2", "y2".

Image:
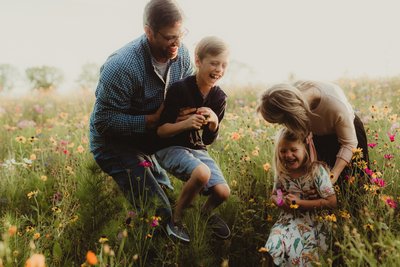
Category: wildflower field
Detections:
[{"x1": 0, "y1": 76, "x2": 399, "y2": 267}]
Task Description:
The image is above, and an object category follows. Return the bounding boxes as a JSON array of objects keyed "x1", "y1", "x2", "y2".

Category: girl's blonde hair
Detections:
[
  {"x1": 273, "y1": 127, "x2": 328, "y2": 184},
  {"x1": 195, "y1": 36, "x2": 229, "y2": 61},
  {"x1": 257, "y1": 83, "x2": 312, "y2": 140}
]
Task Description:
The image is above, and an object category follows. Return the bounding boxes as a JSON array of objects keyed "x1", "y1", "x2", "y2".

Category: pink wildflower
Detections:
[
  {"x1": 387, "y1": 132, "x2": 395, "y2": 142},
  {"x1": 33, "y1": 104, "x2": 44, "y2": 114},
  {"x1": 138, "y1": 160, "x2": 152, "y2": 168},
  {"x1": 364, "y1": 168, "x2": 374, "y2": 176},
  {"x1": 386, "y1": 198, "x2": 397, "y2": 209},
  {"x1": 151, "y1": 219, "x2": 159, "y2": 227},
  {"x1": 384, "y1": 154, "x2": 394, "y2": 160},
  {"x1": 371, "y1": 178, "x2": 385, "y2": 187},
  {"x1": 276, "y1": 189, "x2": 284, "y2": 206},
  {"x1": 367, "y1": 143, "x2": 377, "y2": 148}
]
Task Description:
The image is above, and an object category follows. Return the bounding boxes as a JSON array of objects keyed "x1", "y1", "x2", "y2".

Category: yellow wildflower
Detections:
[
  {"x1": 369, "y1": 105, "x2": 378, "y2": 113},
  {"x1": 263, "y1": 163, "x2": 271, "y2": 172},
  {"x1": 324, "y1": 214, "x2": 337, "y2": 222},
  {"x1": 339, "y1": 210, "x2": 351, "y2": 220},
  {"x1": 15, "y1": 136, "x2": 26, "y2": 143},
  {"x1": 27, "y1": 190, "x2": 38, "y2": 199},
  {"x1": 99, "y1": 236, "x2": 109, "y2": 244},
  {"x1": 363, "y1": 224, "x2": 374, "y2": 231}
]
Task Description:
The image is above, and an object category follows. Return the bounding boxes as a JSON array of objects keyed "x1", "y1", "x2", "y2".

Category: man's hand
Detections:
[
  {"x1": 145, "y1": 103, "x2": 164, "y2": 130},
  {"x1": 176, "y1": 107, "x2": 197, "y2": 122}
]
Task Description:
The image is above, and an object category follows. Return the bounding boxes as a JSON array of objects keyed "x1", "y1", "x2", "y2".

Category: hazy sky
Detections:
[{"x1": 1, "y1": 0, "x2": 400, "y2": 90}]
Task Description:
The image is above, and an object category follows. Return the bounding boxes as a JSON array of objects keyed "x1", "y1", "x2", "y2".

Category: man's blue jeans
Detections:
[{"x1": 93, "y1": 148, "x2": 173, "y2": 221}]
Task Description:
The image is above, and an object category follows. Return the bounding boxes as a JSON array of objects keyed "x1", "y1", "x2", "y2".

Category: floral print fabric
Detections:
[{"x1": 265, "y1": 165, "x2": 335, "y2": 266}]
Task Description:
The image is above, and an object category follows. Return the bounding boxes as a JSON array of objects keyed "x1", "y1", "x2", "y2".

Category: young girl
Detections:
[
  {"x1": 257, "y1": 81, "x2": 369, "y2": 185},
  {"x1": 265, "y1": 127, "x2": 337, "y2": 266}
]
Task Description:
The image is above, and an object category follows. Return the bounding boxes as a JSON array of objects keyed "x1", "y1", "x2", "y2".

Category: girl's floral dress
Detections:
[{"x1": 265, "y1": 165, "x2": 335, "y2": 266}]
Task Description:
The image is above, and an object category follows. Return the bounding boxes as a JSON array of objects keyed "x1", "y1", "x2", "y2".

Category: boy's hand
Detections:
[
  {"x1": 196, "y1": 107, "x2": 218, "y2": 131},
  {"x1": 183, "y1": 114, "x2": 207, "y2": 130}
]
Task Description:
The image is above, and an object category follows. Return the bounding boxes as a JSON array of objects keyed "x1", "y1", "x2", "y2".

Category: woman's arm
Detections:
[{"x1": 330, "y1": 158, "x2": 348, "y2": 184}]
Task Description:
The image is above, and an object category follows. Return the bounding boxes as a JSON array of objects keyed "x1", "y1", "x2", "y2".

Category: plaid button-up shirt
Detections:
[{"x1": 89, "y1": 34, "x2": 194, "y2": 153}]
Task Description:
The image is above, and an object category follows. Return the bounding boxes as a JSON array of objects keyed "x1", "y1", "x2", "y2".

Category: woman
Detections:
[{"x1": 257, "y1": 80, "x2": 369, "y2": 184}]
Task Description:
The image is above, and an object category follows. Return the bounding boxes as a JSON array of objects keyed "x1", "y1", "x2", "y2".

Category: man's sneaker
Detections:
[
  {"x1": 207, "y1": 213, "x2": 231, "y2": 239},
  {"x1": 166, "y1": 221, "x2": 190, "y2": 243}
]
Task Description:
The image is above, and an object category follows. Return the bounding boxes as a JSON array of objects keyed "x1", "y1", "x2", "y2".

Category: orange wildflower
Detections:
[{"x1": 86, "y1": 251, "x2": 98, "y2": 265}]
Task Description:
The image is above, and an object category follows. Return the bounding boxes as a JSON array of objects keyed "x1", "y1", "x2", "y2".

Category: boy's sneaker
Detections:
[
  {"x1": 166, "y1": 221, "x2": 190, "y2": 243},
  {"x1": 207, "y1": 214, "x2": 231, "y2": 239}
]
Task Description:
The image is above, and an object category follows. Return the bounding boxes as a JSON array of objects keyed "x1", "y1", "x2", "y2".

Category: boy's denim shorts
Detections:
[{"x1": 155, "y1": 146, "x2": 227, "y2": 194}]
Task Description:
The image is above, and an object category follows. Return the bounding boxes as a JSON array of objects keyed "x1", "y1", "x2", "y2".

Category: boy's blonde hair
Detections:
[
  {"x1": 257, "y1": 83, "x2": 312, "y2": 140},
  {"x1": 273, "y1": 127, "x2": 328, "y2": 183},
  {"x1": 195, "y1": 36, "x2": 229, "y2": 60}
]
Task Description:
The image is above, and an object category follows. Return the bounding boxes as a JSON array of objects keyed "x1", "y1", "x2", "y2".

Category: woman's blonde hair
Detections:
[
  {"x1": 195, "y1": 36, "x2": 229, "y2": 61},
  {"x1": 257, "y1": 83, "x2": 312, "y2": 140},
  {"x1": 273, "y1": 127, "x2": 327, "y2": 183}
]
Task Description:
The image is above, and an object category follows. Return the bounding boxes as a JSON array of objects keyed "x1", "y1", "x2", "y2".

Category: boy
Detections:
[{"x1": 156, "y1": 36, "x2": 230, "y2": 242}]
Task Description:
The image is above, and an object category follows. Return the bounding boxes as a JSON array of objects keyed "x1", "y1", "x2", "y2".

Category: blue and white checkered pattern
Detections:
[{"x1": 89, "y1": 34, "x2": 194, "y2": 152}]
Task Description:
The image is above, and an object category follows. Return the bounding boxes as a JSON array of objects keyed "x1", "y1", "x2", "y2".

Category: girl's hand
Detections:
[
  {"x1": 285, "y1": 194, "x2": 300, "y2": 206},
  {"x1": 303, "y1": 188, "x2": 319, "y2": 199}
]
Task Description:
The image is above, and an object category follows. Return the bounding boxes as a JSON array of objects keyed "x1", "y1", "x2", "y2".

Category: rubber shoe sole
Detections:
[
  {"x1": 166, "y1": 222, "x2": 190, "y2": 243},
  {"x1": 209, "y1": 214, "x2": 231, "y2": 240}
]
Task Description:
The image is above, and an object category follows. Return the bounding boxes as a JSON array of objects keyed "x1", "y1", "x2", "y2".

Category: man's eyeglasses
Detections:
[{"x1": 157, "y1": 28, "x2": 188, "y2": 44}]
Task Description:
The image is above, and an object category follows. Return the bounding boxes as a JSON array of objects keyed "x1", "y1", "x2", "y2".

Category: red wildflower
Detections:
[{"x1": 367, "y1": 143, "x2": 377, "y2": 148}]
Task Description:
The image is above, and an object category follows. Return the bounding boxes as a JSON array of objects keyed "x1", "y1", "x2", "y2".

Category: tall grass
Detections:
[{"x1": 0, "y1": 77, "x2": 399, "y2": 266}]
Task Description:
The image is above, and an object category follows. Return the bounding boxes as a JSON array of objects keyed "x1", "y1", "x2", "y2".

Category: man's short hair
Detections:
[{"x1": 143, "y1": 0, "x2": 184, "y2": 32}]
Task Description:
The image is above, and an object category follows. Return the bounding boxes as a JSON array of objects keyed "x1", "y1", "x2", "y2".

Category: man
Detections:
[{"x1": 89, "y1": 0, "x2": 194, "y2": 225}]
